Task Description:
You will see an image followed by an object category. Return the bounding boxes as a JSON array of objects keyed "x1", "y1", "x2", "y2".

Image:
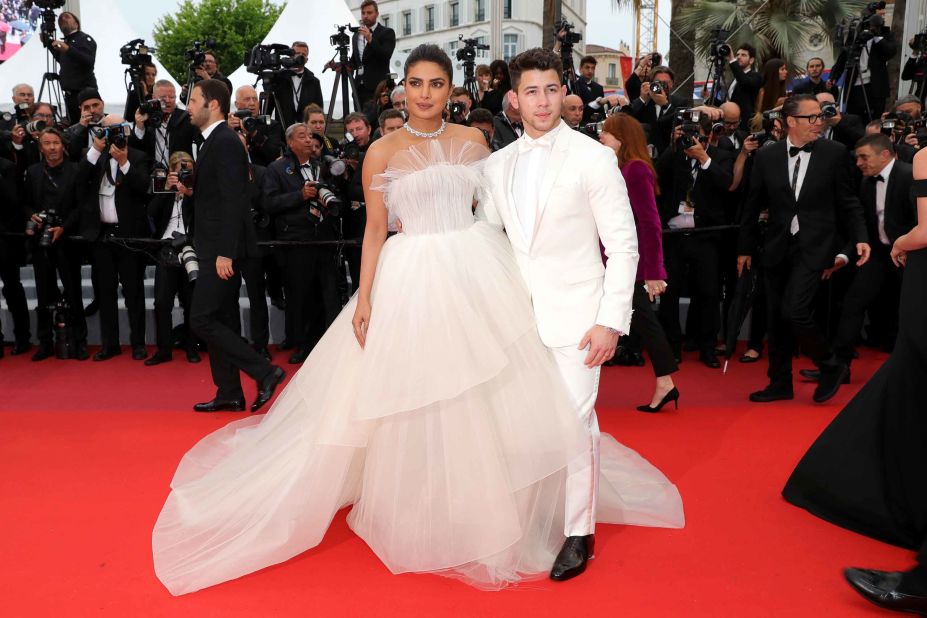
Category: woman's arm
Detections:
[{"x1": 895, "y1": 151, "x2": 927, "y2": 254}]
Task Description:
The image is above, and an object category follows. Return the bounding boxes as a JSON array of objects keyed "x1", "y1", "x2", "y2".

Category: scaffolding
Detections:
[{"x1": 634, "y1": 0, "x2": 659, "y2": 58}]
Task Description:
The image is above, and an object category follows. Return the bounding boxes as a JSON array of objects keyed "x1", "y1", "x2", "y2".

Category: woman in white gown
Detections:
[{"x1": 152, "y1": 45, "x2": 684, "y2": 596}]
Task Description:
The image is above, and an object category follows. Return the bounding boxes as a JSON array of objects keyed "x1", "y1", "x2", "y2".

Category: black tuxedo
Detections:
[
  {"x1": 628, "y1": 95, "x2": 686, "y2": 155},
  {"x1": 833, "y1": 161, "x2": 916, "y2": 364},
  {"x1": 791, "y1": 77, "x2": 839, "y2": 100},
  {"x1": 831, "y1": 36, "x2": 898, "y2": 120},
  {"x1": 129, "y1": 109, "x2": 199, "y2": 170},
  {"x1": 78, "y1": 147, "x2": 151, "y2": 350},
  {"x1": 738, "y1": 138, "x2": 868, "y2": 387},
  {"x1": 492, "y1": 112, "x2": 521, "y2": 149},
  {"x1": 823, "y1": 115, "x2": 865, "y2": 152},
  {"x1": 572, "y1": 77, "x2": 604, "y2": 123},
  {"x1": 715, "y1": 62, "x2": 762, "y2": 128},
  {"x1": 148, "y1": 192, "x2": 195, "y2": 354},
  {"x1": 270, "y1": 69, "x2": 324, "y2": 128},
  {"x1": 902, "y1": 56, "x2": 927, "y2": 103},
  {"x1": 237, "y1": 163, "x2": 273, "y2": 350},
  {"x1": 189, "y1": 121, "x2": 271, "y2": 400},
  {"x1": 350, "y1": 23, "x2": 396, "y2": 106},
  {"x1": 0, "y1": 157, "x2": 30, "y2": 347},
  {"x1": 245, "y1": 119, "x2": 285, "y2": 168}
]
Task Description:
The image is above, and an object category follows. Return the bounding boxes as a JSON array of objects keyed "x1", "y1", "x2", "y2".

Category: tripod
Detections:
[
  {"x1": 837, "y1": 43, "x2": 873, "y2": 121},
  {"x1": 560, "y1": 44, "x2": 577, "y2": 93},
  {"x1": 37, "y1": 25, "x2": 66, "y2": 124},
  {"x1": 704, "y1": 56, "x2": 726, "y2": 105},
  {"x1": 323, "y1": 42, "x2": 360, "y2": 124},
  {"x1": 460, "y1": 56, "x2": 480, "y2": 106}
]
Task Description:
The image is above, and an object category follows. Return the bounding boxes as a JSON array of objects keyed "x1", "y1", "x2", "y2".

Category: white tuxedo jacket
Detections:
[{"x1": 478, "y1": 122, "x2": 639, "y2": 348}]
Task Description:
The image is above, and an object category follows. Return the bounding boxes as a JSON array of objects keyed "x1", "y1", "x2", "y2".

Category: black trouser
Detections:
[
  {"x1": 190, "y1": 257, "x2": 272, "y2": 400},
  {"x1": 746, "y1": 267, "x2": 768, "y2": 353},
  {"x1": 90, "y1": 231, "x2": 146, "y2": 348},
  {"x1": 281, "y1": 245, "x2": 341, "y2": 351},
  {"x1": 63, "y1": 89, "x2": 80, "y2": 125},
  {"x1": 658, "y1": 232, "x2": 722, "y2": 355},
  {"x1": 833, "y1": 244, "x2": 902, "y2": 365},
  {"x1": 764, "y1": 239, "x2": 834, "y2": 388},
  {"x1": 0, "y1": 237, "x2": 30, "y2": 345},
  {"x1": 32, "y1": 240, "x2": 87, "y2": 345},
  {"x1": 846, "y1": 84, "x2": 885, "y2": 124},
  {"x1": 630, "y1": 284, "x2": 678, "y2": 377},
  {"x1": 153, "y1": 261, "x2": 193, "y2": 353},
  {"x1": 239, "y1": 255, "x2": 270, "y2": 348}
]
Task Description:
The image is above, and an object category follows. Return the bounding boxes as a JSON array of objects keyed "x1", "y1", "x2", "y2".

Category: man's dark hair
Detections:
[
  {"x1": 650, "y1": 66, "x2": 675, "y2": 83},
  {"x1": 194, "y1": 79, "x2": 231, "y2": 115},
  {"x1": 781, "y1": 93, "x2": 817, "y2": 117},
  {"x1": 360, "y1": 0, "x2": 379, "y2": 12},
  {"x1": 737, "y1": 43, "x2": 757, "y2": 59},
  {"x1": 344, "y1": 111, "x2": 371, "y2": 128},
  {"x1": 467, "y1": 108, "x2": 494, "y2": 126},
  {"x1": 404, "y1": 44, "x2": 453, "y2": 81},
  {"x1": 508, "y1": 48, "x2": 563, "y2": 91},
  {"x1": 378, "y1": 108, "x2": 404, "y2": 128},
  {"x1": 856, "y1": 133, "x2": 895, "y2": 155},
  {"x1": 38, "y1": 126, "x2": 65, "y2": 144},
  {"x1": 450, "y1": 86, "x2": 473, "y2": 102},
  {"x1": 309, "y1": 131, "x2": 325, "y2": 146},
  {"x1": 58, "y1": 11, "x2": 80, "y2": 29},
  {"x1": 806, "y1": 57, "x2": 825, "y2": 68},
  {"x1": 580, "y1": 55, "x2": 597, "y2": 67}
]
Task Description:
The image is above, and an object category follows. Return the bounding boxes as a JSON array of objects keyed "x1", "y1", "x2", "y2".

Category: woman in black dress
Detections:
[{"x1": 782, "y1": 148, "x2": 927, "y2": 613}]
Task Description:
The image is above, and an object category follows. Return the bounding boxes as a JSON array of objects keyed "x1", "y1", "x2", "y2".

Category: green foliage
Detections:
[{"x1": 153, "y1": 0, "x2": 284, "y2": 83}]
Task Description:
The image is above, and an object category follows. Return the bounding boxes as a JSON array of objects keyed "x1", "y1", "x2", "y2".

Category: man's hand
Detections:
[
  {"x1": 579, "y1": 325, "x2": 619, "y2": 368},
  {"x1": 635, "y1": 55, "x2": 652, "y2": 77},
  {"x1": 110, "y1": 142, "x2": 129, "y2": 167},
  {"x1": 48, "y1": 227, "x2": 64, "y2": 244},
  {"x1": 359, "y1": 25, "x2": 373, "y2": 42},
  {"x1": 742, "y1": 135, "x2": 760, "y2": 155},
  {"x1": 650, "y1": 87, "x2": 669, "y2": 107},
  {"x1": 11, "y1": 125, "x2": 25, "y2": 145},
  {"x1": 684, "y1": 139, "x2": 709, "y2": 164},
  {"x1": 905, "y1": 132, "x2": 920, "y2": 148},
  {"x1": 821, "y1": 255, "x2": 848, "y2": 280},
  {"x1": 134, "y1": 109, "x2": 148, "y2": 130},
  {"x1": 194, "y1": 66, "x2": 210, "y2": 81},
  {"x1": 603, "y1": 94, "x2": 628, "y2": 108},
  {"x1": 79, "y1": 109, "x2": 94, "y2": 127},
  {"x1": 216, "y1": 256, "x2": 234, "y2": 280},
  {"x1": 52, "y1": 40, "x2": 69, "y2": 52},
  {"x1": 737, "y1": 255, "x2": 752, "y2": 276},
  {"x1": 227, "y1": 113, "x2": 242, "y2": 131},
  {"x1": 639, "y1": 81, "x2": 651, "y2": 103},
  {"x1": 91, "y1": 134, "x2": 107, "y2": 153},
  {"x1": 302, "y1": 181, "x2": 319, "y2": 201},
  {"x1": 856, "y1": 242, "x2": 871, "y2": 266},
  {"x1": 692, "y1": 105, "x2": 723, "y2": 121}
]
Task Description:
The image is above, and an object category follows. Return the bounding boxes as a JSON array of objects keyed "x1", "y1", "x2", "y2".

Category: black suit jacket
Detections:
[
  {"x1": 23, "y1": 160, "x2": 81, "y2": 234},
  {"x1": 350, "y1": 24, "x2": 396, "y2": 93},
  {"x1": 831, "y1": 36, "x2": 898, "y2": 99},
  {"x1": 738, "y1": 139, "x2": 868, "y2": 270},
  {"x1": 572, "y1": 78, "x2": 604, "y2": 123},
  {"x1": 628, "y1": 95, "x2": 686, "y2": 155},
  {"x1": 720, "y1": 62, "x2": 762, "y2": 125},
  {"x1": 192, "y1": 122, "x2": 259, "y2": 260},
  {"x1": 859, "y1": 160, "x2": 916, "y2": 248},
  {"x1": 147, "y1": 191, "x2": 194, "y2": 240},
  {"x1": 656, "y1": 145, "x2": 735, "y2": 227},
  {"x1": 825, "y1": 114, "x2": 865, "y2": 151},
  {"x1": 902, "y1": 56, "x2": 927, "y2": 102},
  {"x1": 129, "y1": 109, "x2": 199, "y2": 169},
  {"x1": 78, "y1": 147, "x2": 151, "y2": 241},
  {"x1": 0, "y1": 158, "x2": 21, "y2": 234},
  {"x1": 263, "y1": 153, "x2": 339, "y2": 242},
  {"x1": 270, "y1": 69, "x2": 324, "y2": 128},
  {"x1": 492, "y1": 112, "x2": 520, "y2": 150},
  {"x1": 246, "y1": 120, "x2": 285, "y2": 168}
]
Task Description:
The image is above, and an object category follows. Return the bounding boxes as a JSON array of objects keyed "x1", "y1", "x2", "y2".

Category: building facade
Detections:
[{"x1": 585, "y1": 42, "x2": 631, "y2": 93}]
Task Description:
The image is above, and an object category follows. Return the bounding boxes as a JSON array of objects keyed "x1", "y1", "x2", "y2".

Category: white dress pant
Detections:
[{"x1": 550, "y1": 344, "x2": 601, "y2": 537}]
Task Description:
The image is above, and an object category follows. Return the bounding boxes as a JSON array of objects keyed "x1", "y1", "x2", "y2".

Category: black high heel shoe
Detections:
[{"x1": 636, "y1": 387, "x2": 680, "y2": 413}]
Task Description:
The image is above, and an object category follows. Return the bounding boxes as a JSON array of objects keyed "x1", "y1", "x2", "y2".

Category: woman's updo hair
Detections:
[{"x1": 404, "y1": 44, "x2": 454, "y2": 81}]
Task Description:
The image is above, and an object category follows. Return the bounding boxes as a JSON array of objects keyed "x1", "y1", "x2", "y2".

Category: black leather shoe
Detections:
[
  {"x1": 144, "y1": 350, "x2": 172, "y2": 366},
  {"x1": 11, "y1": 341, "x2": 31, "y2": 355},
  {"x1": 288, "y1": 347, "x2": 310, "y2": 364},
  {"x1": 813, "y1": 363, "x2": 850, "y2": 403},
  {"x1": 73, "y1": 341, "x2": 89, "y2": 361},
  {"x1": 844, "y1": 568, "x2": 927, "y2": 615},
  {"x1": 93, "y1": 346, "x2": 121, "y2": 361},
  {"x1": 799, "y1": 368, "x2": 851, "y2": 384},
  {"x1": 185, "y1": 348, "x2": 201, "y2": 363},
  {"x1": 699, "y1": 350, "x2": 721, "y2": 369},
  {"x1": 84, "y1": 299, "x2": 98, "y2": 317},
  {"x1": 255, "y1": 346, "x2": 272, "y2": 362},
  {"x1": 193, "y1": 398, "x2": 246, "y2": 413},
  {"x1": 277, "y1": 339, "x2": 295, "y2": 351},
  {"x1": 132, "y1": 345, "x2": 148, "y2": 361},
  {"x1": 32, "y1": 343, "x2": 54, "y2": 362},
  {"x1": 550, "y1": 535, "x2": 595, "y2": 581},
  {"x1": 252, "y1": 366, "x2": 286, "y2": 412},
  {"x1": 749, "y1": 384, "x2": 794, "y2": 403}
]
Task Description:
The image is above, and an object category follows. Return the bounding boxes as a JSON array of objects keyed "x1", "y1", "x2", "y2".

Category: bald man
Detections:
[
  {"x1": 562, "y1": 94, "x2": 585, "y2": 128},
  {"x1": 228, "y1": 85, "x2": 284, "y2": 166},
  {"x1": 717, "y1": 102, "x2": 745, "y2": 151},
  {"x1": 816, "y1": 92, "x2": 864, "y2": 150}
]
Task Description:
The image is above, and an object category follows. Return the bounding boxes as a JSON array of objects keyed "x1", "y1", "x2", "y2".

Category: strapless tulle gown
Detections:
[{"x1": 152, "y1": 138, "x2": 685, "y2": 595}]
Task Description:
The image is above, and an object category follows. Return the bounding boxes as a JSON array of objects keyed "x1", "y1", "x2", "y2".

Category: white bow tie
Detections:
[{"x1": 518, "y1": 134, "x2": 555, "y2": 154}]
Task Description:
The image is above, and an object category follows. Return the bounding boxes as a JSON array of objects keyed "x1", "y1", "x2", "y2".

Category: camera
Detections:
[
  {"x1": 650, "y1": 81, "x2": 664, "y2": 95},
  {"x1": 120, "y1": 39, "x2": 156, "y2": 69},
  {"x1": 152, "y1": 166, "x2": 194, "y2": 194},
  {"x1": 246, "y1": 43, "x2": 306, "y2": 77},
  {"x1": 1, "y1": 104, "x2": 47, "y2": 139},
  {"x1": 232, "y1": 109, "x2": 273, "y2": 133},
  {"x1": 307, "y1": 182, "x2": 343, "y2": 224},
  {"x1": 138, "y1": 98, "x2": 163, "y2": 128},
  {"x1": 456, "y1": 34, "x2": 490, "y2": 62},
  {"x1": 34, "y1": 0, "x2": 65, "y2": 9},
  {"x1": 820, "y1": 101, "x2": 839, "y2": 119},
  {"x1": 555, "y1": 19, "x2": 582, "y2": 46},
  {"x1": 185, "y1": 39, "x2": 216, "y2": 69},
  {"x1": 913, "y1": 32, "x2": 927, "y2": 57},
  {"x1": 36, "y1": 0, "x2": 64, "y2": 48},
  {"x1": 89, "y1": 123, "x2": 131, "y2": 149},
  {"x1": 322, "y1": 155, "x2": 348, "y2": 177},
  {"x1": 169, "y1": 232, "x2": 199, "y2": 282},
  {"x1": 708, "y1": 28, "x2": 732, "y2": 60},
  {"x1": 579, "y1": 120, "x2": 605, "y2": 139},
  {"x1": 651, "y1": 52, "x2": 663, "y2": 66},
  {"x1": 25, "y1": 209, "x2": 62, "y2": 248},
  {"x1": 330, "y1": 24, "x2": 358, "y2": 49},
  {"x1": 51, "y1": 299, "x2": 74, "y2": 359},
  {"x1": 674, "y1": 108, "x2": 704, "y2": 150},
  {"x1": 449, "y1": 100, "x2": 468, "y2": 123}
]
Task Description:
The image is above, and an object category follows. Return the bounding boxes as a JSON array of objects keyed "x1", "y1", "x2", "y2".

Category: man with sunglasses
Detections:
[{"x1": 737, "y1": 93, "x2": 870, "y2": 404}]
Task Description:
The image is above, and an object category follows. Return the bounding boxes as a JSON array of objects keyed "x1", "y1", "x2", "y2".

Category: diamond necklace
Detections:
[{"x1": 403, "y1": 119, "x2": 447, "y2": 138}]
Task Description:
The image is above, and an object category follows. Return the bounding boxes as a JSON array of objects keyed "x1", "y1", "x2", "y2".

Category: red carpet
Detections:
[{"x1": 0, "y1": 346, "x2": 911, "y2": 616}]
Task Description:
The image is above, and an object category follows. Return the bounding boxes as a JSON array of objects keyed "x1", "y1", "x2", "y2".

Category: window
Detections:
[
  {"x1": 476, "y1": 36, "x2": 489, "y2": 57},
  {"x1": 503, "y1": 33, "x2": 518, "y2": 61},
  {"x1": 382, "y1": 15, "x2": 390, "y2": 29},
  {"x1": 503, "y1": 0, "x2": 512, "y2": 19},
  {"x1": 425, "y1": 5, "x2": 434, "y2": 31},
  {"x1": 475, "y1": 0, "x2": 485, "y2": 21},
  {"x1": 450, "y1": 2, "x2": 459, "y2": 27},
  {"x1": 608, "y1": 63, "x2": 616, "y2": 79},
  {"x1": 402, "y1": 10, "x2": 412, "y2": 36}
]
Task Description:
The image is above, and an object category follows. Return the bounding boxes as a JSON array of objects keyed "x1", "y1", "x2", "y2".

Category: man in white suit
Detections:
[{"x1": 477, "y1": 48, "x2": 640, "y2": 581}]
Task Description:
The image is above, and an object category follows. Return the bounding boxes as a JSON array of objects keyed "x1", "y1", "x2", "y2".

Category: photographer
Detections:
[
  {"x1": 64, "y1": 88, "x2": 105, "y2": 161},
  {"x1": 467, "y1": 108, "x2": 495, "y2": 149},
  {"x1": 1, "y1": 83, "x2": 36, "y2": 161},
  {"x1": 23, "y1": 127, "x2": 87, "y2": 361},
  {"x1": 625, "y1": 52, "x2": 661, "y2": 102},
  {"x1": 8, "y1": 102, "x2": 55, "y2": 174},
  {"x1": 302, "y1": 103, "x2": 337, "y2": 155},
  {"x1": 123, "y1": 62, "x2": 157, "y2": 123},
  {"x1": 180, "y1": 51, "x2": 233, "y2": 104},
  {"x1": 145, "y1": 151, "x2": 200, "y2": 366},
  {"x1": 342, "y1": 112, "x2": 372, "y2": 292},
  {"x1": 229, "y1": 85, "x2": 284, "y2": 167},
  {"x1": 78, "y1": 114, "x2": 151, "y2": 361},
  {"x1": 263, "y1": 123, "x2": 340, "y2": 364},
  {"x1": 902, "y1": 37, "x2": 927, "y2": 104},
  {"x1": 628, "y1": 65, "x2": 686, "y2": 155},
  {"x1": 364, "y1": 79, "x2": 394, "y2": 130},
  {"x1": 572, "y1": 55, "x2": 604, "y2": 124},
  {"x1": 492, "y1": 95, "x2": 523, "y2": 149},
  {"x1": 0, "y1": 149, "x2": 30, "y2": 358},
  {"x1": 48, "y1": 11, "x2": 97, "y2": 124},
  {"x1": 349, "y1": 0, "x2": 397, "y2": 107},
  {"x1": 480, "y1": 60, "x2": 512, "y2": 116},
  {"x1": 389, "y1": 85, "x2": 407, "y2": 117},
  {"x1": 562, "y1": 94, "x2": 584, "y2": 129},
  {"x1": 817, "y1": 92, "x2": 865, "y2": 151},
  {"x1": 792, "y1": 57, "x2": 839, "y2": 99},
  {"x1": 270, "y1": 41, "x2": 323, "y2": 129},
  {"x1": 448, "y1": 87, "x2": 473, "y2": 124},
  {"x1": 716, "y1": 44, "x2": 762, "y2": 129},
  {"x1": 655, "y1": 112, "x2": 735, "y2": 367},
  {"x1": 377, "y1": 108, "x2": 404, "y2": 136},
  {"x1": 830, "y1": 15, "x2": 897, "y2": 122},
  {"x1": 131, "y1": 80, "x2": 197, "y2": 171}
]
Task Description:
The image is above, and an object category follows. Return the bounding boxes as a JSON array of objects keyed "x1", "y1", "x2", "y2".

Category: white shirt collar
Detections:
[
  {"x1": 519, "y1": 119, "x2": 564, "y2": 149},
  {"x1": 200, "y1": 119, "x2": 225, "y2": 141}
]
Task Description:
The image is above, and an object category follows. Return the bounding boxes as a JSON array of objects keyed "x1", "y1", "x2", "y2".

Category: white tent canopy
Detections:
[
  {"x1": 0, "y1": 0, "x2": 181, "y2": 115},
  {"x1": 227, "y1": 0, "x2": 358, "y2": 119}
]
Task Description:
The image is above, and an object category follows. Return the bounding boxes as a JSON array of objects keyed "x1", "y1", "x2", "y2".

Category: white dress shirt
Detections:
[
  {"x1": 135, "y1": 118, "x2": 170, "y2": 169},
  {"x1": 785, "y1": 137, "x2": 812, "y2": 235},
  {"x1": 162, "y1": 192, "x2": 187, "y2": 240},
  {"x1": 356, "y1": 23, "x2": 378, "y2": 76},
  {"x1": 512, "y1": 123, "x2": 563, "y2": 242},
  {"x1": 874, "y1": 158, "x2": 894, "y2": 246},
  {"x1": 667, "y1": 156, "x2": 713, "y2": 230},
  {"x1": 856, "y1": 38, "x2": 883, "y2": 87},
  {"x1": 200, "y1": 119, "x2": 224, "y2": 142},
  {"x1": 86, "y1": 147, "x2": 131, "y2": 224}
]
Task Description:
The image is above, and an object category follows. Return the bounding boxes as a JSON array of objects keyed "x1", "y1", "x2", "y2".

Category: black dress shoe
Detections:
[
  {"x1": 132, "y1": 346, "x2": 148, "y2": 361},
  {"x1": 185, "y1": 348, "x2": 201, "y2": 363},
  {"x1": 11, "y1": 341, "x2": 31, "y2": 355},
  {"x1": 799, "y1": 368, "x2": 851, "y2": 384},
  {"x1": 749, "y1": 384, "x2": 794, "y2": 403},
  {"x1": 255, "y1": 346, "x2": 272, "y2": 362},
  {"x1": 277, "y1": 339, "x2": 295, "y2": 351},
  {"x1": 252, "y1": 366, "x2": 286, "y2": 412},
  {"x1": 550, "y1": 535, "x2": 595, "y2": 581},
  {"x1": 84, "y1": 299, "x2": 98, "y2": 317},
  {"x1": 288, "y1": 347, "x2": 310, "y2": 364},
  {"x1": 844, "y1": 568, "x2": 927, "y2": 615},
  {"x1": 813, "y1": 363, "x2": 849, "y2": 403},
  {"x1": 144, "y1": 350, "x2": 173, "y2": 366},
  {"x1": 193, "y1": 398, "x2": 246, "y2": 413},
  {"x1": 32, "y1": 343, "x2": 54, "y2": 362},
  {"x1": 699, "y1": 350, "x2": 721, "y2": 369},
  {"x1": 93, "y1": 346, "x2": 121, "y2": 361},
  {"x1": 73, "y1": 341, "x2": 89, "y2": 361}
]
